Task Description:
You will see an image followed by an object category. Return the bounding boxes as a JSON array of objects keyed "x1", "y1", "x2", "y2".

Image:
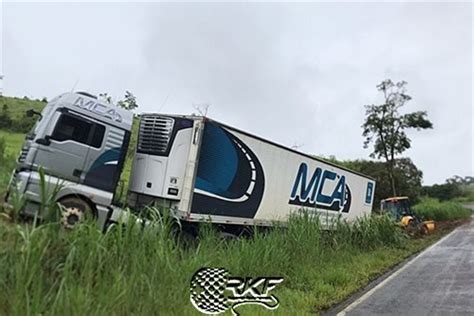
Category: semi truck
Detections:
[{"x1": 4, "y1": 91, "x2": 376, "y2": 231}]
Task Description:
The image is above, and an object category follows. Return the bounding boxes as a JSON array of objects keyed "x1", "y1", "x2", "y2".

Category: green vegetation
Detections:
[
  {"x1": 413, "y1": 197, "x2": 472, "y2": 222},
  {"x1": 0, "y1": 96, "x2": 45, "y2": 133},
  {"x1": 0, "y1": 131, "x2": 23, "y2": 197},
  {"x1": 0, "y1": 130, "x2": 25, "y2": 157},
  {"x1": 0, "y1": 212, "x2": 451, "y2": 315},
  {"x1": 115, "y1": 116, "x2": 139, "y2": 204},
  {"x1": 0, "y1": 96, "x2": 45, "y2": 120},
  {"x1": 362, "y1": 79, "x2": 432, "y2": 196},
  {"x1": 320, "y1": 156, "x2": 423, "y2": 208},
  {"x1": 0, "y1": 95, "x2": 44, "y2": 197},
  {"x1": 422, "y1": 176, "x2": 474, "y2": 202}
]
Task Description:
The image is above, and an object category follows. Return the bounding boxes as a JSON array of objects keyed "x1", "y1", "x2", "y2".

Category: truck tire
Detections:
[
  {"x1": 218, "y1": 231, "x2": 238, "y2": 241},
  {"x1": 58, "y1": 197, "x2": 92, "y2": 229}
]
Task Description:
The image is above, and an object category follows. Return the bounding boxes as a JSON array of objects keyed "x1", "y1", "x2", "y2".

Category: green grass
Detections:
[
  {"x1": 453, "y1": 184, "x2": 474, "y2": 203},
  {"x1": 115, "y1": 117, "x2": 139, "y2": 204},
  {"x1": 0, "y1": 212, "x2": 454, "y2": 315},
  {"x1": 0, "y1": 130, "x2": 24, "y2": 196},
  {"x1": 0, "y1": 94, "x2": 44, "y2": 191},
  {"x1": 413, "y1": 197, "x2": 472, "y2": 221},
  {"x1": 0, "y1": 130, "x2": 25, "y2": 156}
]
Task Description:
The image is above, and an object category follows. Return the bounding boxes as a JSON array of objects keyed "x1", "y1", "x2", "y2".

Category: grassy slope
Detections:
[
  {"x1": 0, "y1": 130, "x2": 25, "y2": 156},
  {"x1": 0, "y1": 130, "x2": 26, "y2": 194},
  {"x1": 413, "y1": 197, "x2": 472, "y2": 221},
  {"x1": 0, "y1": 96, "x2": 45, "y2": 119},
  {"x1": 0, "y1": 215, "x2": 456, "y2": 315}
]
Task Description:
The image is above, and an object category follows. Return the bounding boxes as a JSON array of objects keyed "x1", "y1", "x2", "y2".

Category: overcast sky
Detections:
[{"x1": 1, "y1": 2, "x2": 472, "y2": 185}]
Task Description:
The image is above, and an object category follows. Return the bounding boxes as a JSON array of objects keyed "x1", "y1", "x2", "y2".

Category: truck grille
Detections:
[
  {"x1": 18, "y1": 146, "x2": 29, "y2": 163},
  {"x1": 137, "y1": 115, "x2": 174, "y2": 155}
]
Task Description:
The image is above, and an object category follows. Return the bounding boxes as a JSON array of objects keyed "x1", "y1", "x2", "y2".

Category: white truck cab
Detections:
[{"x1": 5, "y1": 92, "x2": 133, "y2": 228}]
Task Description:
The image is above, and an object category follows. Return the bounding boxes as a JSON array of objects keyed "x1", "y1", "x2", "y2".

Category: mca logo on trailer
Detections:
[{"x1": 289, "y1": 162, "x2": 352, "y2": 213}]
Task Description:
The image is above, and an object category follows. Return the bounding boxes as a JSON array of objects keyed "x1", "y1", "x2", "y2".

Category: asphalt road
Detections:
[{"x1": 339, "y1": 216, "x2": 474, "y2": 316}]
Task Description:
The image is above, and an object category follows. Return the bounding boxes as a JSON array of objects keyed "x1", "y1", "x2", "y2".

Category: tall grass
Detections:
[
  {"x1": 413, "y1": 197, "x2": 472, "y2": 221},
  {"x1": 0, "y1": 211, "x2": 411, "y2": 315},
  {"x1": 0, "y1": 136, "x2": 17, "y2": 200}
]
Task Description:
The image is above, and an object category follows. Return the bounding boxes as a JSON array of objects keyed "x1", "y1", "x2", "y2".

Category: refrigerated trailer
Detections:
[
  {"x1": 4, "y1": 92, "x2": 376, "y2": 230},
  {"x1": 127, "y1": 114, "x2": 376, "y2": 227}
]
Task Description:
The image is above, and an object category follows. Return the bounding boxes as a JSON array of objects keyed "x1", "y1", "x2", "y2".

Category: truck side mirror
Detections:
[
  {"x1": 26, "y1": 109, "x2": 42, "y2": 119},
  {"x1": 36, "y1": 136, "x2": 51, "y2": 146}
]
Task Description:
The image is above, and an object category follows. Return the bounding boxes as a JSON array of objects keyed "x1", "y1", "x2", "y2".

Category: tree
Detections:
[
  {"x1": 117, "y1": 91, "x2": 138, "y2": 111},
  {"x1": 362, "y1": 79, "x2": 432, "y2": 196},
  {"x1": 318, "y1": 156, "x2": 423, "y2": 207},
  {"x1": 99, "y1": 93, "x2": 112, "y2": 104},
  {"x1": 446, "y1": 175, "x2": 474, "y2": 185}
]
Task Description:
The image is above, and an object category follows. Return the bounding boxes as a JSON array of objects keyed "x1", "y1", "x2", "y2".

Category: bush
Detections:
[
  {"x1": 0, "y1": 107, "x2": 12, "y2": 130},
  {"x1": 10, "y1": 114, "x2": 36, "y2": 133},
  {"x1": 412, "y1": 197, "x2": 472, "y2": 221},
  {"x1": 421, "y1": 183, "x2": 463, "y2": 201}
]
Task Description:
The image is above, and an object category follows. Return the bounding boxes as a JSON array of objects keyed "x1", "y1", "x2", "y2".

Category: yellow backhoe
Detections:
[{"x1": 380, "y1": 196, "x2": 436, "y2": 235}]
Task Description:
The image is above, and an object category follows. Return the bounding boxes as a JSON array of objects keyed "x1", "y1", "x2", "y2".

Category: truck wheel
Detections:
[
  {"x1": 59, "y1": 197, "x2": 92, "y2": 229},
  {"x1": 218, "y1": 231, "x2": 238, "y2": 241}
]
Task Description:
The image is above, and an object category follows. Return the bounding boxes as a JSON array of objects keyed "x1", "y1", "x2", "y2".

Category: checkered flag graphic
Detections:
[{"x1": 190, "y1": 268, "x2": 229, "y2": 314}]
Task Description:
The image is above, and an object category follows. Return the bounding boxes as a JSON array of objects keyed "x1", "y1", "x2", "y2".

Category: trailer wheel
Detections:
[{"x1": 59, "y1": 197, "x2": 92, "y2": 229}]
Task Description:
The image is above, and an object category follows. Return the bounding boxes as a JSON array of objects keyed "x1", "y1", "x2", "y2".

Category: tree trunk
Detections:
[{"x1": 386, "y1": 162, "x2": 397, "y2": 197}]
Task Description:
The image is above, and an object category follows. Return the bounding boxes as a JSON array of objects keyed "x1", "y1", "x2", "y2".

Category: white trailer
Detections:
[{"x1": 127, "y1": 115, "x2": 376, "y2": 228}]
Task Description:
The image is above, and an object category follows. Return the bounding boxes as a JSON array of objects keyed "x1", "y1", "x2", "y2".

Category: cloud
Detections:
[{"x1": 2, "y1": 2, "x2": 472, "y2": 184}]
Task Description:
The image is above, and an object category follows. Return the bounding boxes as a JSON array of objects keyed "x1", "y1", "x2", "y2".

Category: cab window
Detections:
[{"x1": 51, "y1": 113, "x2": 105, "y2": 148}]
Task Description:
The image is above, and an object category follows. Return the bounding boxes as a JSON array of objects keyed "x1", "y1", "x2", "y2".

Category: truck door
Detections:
[
  {"x1": 34, "y1": 111, "x2": 97, "y2": 182},
  {"x1": 82, "y1": 125, "x2": 129, "y2": 193}
]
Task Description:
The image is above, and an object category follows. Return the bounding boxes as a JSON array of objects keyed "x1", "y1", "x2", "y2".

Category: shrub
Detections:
[
  {"x1": 0, "y1": 108, "x2": 12, "y2": 130},
  {"x1": 11, "y1": 114, "x2": 36, "y2": 133},
  {"x1": 421, "y1": 183, "x2": 463, "y2": 201},
  {"x1": 413, "y1": 197, "x2": 471, "y2": 221}
]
